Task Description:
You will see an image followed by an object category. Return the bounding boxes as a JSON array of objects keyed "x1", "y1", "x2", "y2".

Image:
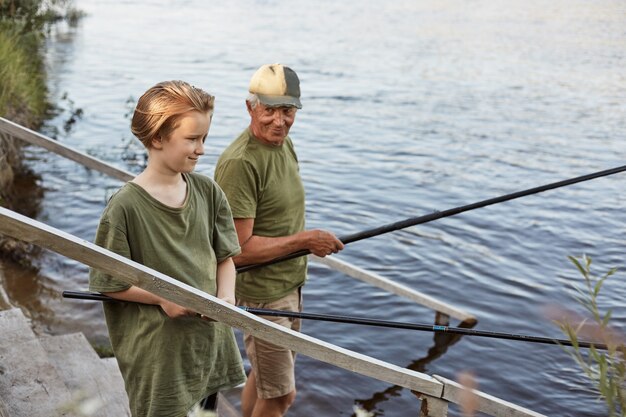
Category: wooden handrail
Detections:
[
  {"x1": 433, "y1": 375, "x2": 546, "y2": 417},
  {"x1": 0, "y1": 117, "x2": 134, "y2": 182},
  {"x1": 310, "y1": 255, "x2": 476, "y2": 324},
  {"x1": 0, "y1": 118, "x2": 547, "y2": 416},
  {"x1": 0, "y1": 207, "x2": 442, "y2": 397}
]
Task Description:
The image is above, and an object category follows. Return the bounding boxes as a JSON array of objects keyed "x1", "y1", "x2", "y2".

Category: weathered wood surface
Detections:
[
  {"x1": 433, "y1": 375, "x2": 546, "y2": 417},
  {"x1": 40, "y1": 333, "x2": 131, "y2": 417},
  {"x1": 0, "y1": 207, "x2": 443, "y2": 397},
  {"x1": 0, "y1": 309, "x2": 76, "y2": 417},
  {"x1": 311, "y1": 255, "x2": 477, "y2": 324},
  {"x1": 418, "y1": 394, "x2": 449, "y2": 417},
  {"x1": 0, "y1": 117, "x2": 134, "y2": 182}
]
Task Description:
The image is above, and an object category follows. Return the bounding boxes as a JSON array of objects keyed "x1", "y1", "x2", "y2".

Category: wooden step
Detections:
[
  {"x1": 39, "y1": 328, "x2": 241, "y2": 417},
  {"x1": 40, "y1": 333, "x2": 131, "y2": 417},
  {"x1": 0, "y1": 307, "x2": 238, "y2": 417},
  {"x1": 0, "y1": 308, "x2": 75, "y2": 417}
]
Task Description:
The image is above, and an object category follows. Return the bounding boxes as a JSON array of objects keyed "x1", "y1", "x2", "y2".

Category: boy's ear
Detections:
[{"x1": 151, "y1": 135, "x2": 163, "y2": 149}]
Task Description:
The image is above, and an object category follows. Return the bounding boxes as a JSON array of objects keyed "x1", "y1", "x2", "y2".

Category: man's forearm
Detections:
[{"x1": 233, "y1": 231, "x2": 311, "y2": 266}]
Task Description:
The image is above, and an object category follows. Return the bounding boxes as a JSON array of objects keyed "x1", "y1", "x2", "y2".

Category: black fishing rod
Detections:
[
  {"x1": 62, "y1": 290, "x2": 608, "y2": 350},
  {"x1": 237, "y1": 164, "x2": 626, "y2": 273}
]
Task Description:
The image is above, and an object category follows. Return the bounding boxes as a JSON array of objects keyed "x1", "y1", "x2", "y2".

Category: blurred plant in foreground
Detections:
[{"x1": 552, "y1": 255, "x2": 626, "y2": 417}]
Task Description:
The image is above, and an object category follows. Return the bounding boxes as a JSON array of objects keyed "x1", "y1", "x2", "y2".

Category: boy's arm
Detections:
[
  {"x1": 103, "y1": 286, "x2": 194, "y2": 318},
  {"x1": 216, "y1": 257, "x2": 237, "y2": 305}
]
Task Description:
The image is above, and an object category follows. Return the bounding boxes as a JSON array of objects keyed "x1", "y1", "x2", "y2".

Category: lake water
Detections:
[{"x1": 4, "y1": 0, "x2": 626, "y2": 415}]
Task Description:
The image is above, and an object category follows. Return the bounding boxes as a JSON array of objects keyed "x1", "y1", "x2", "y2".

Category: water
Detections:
[{"x1": 4, "y1": 0, "x2": 626, "y2": 415}]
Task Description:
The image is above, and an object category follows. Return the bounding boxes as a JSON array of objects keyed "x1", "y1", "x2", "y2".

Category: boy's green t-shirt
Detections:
[
  {"x1": 214, "y1": 128, "x2": 306, "y2": 303},
  {"x1": 89, "y1": 172, "x2": 245, "y2": 417}
]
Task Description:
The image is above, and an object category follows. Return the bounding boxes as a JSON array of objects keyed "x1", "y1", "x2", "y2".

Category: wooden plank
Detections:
[
  {"x1": 0, "y1": 308, "x2": 76, "y2": 417},
  {"x1": 417, "y1": 394, "x2": 449, "y2": 417},
  {"x1": 433, "y1": 375, "x2": 547, "y2": 417},
  {"x1": 40, "y1": 334, "x2": 131, "y2": 417},
  {"x1": 0, "y1": 117, "x2": 134, "y2": 182},
  {"x1": 0, "y1": 207, "x2": 443, "y2": 398},
  {"x1": 311, "y1": 255, "x2": 477, "y2": 324}
]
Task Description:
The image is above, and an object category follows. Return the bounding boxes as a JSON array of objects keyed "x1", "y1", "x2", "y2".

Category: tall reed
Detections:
[{"x1": 554, "y1": 255, "x2": 625, "y2": 416}]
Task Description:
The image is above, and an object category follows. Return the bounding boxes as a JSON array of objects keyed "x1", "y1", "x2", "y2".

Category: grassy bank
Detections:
[
  {"x1": 0, "y1": 23, "x2": 48, "y2": 126},
  {"x1": 0, "y1": 0, "x2": 82, "y2": 261},
  {"x1": 0, "y1": 22, "x2": 49, "y2": 196}
]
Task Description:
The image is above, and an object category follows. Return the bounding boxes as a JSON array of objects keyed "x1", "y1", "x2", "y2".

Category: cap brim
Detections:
[{"x1": 256, "y1": 94, "x2": 302, "y2": 109}]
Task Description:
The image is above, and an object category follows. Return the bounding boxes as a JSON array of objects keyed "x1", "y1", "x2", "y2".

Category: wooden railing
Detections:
[
  {"x1": 0, "y1": 117, "x2": 545, "y2": 416},
  {"x1": 310, "y1": 255, "x2": 476, "y2": 326},
  {"x1": 0, "y1": 117, "x2": 476, "y2": 326}
]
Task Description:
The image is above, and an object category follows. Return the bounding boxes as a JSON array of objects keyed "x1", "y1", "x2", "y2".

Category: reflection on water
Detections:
[
  {"x1": 3, "y1": 0, "x2": 625, "y2": 415},
  {"x1": 354, "y1": 330, "x2": 468, "y2": 416},
  {"x1": 0, "y1": 164, "x2": 45, "y2": 308}
]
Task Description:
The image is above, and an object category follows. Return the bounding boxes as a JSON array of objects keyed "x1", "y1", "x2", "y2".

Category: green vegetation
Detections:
[
  {"x1": 0, "y1": 0, "x2": 83, "y2": 194},
  {"x1": 0, "y1": 0, "x2": 83, "y2": 262},
  {"x1": 0, "y1": 0, "x2": 78, "y2": 126},
  {"x1": 555, "y1": 255, "x2": 626, "y2": 416},
  {"x1": 0, "y1": 25, "x2": 47, "y2": 127},
  {"x1": 91, "y1": 342, "x2": 115, "y2": 359}
]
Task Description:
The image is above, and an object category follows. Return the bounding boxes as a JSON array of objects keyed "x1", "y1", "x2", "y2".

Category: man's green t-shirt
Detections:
[
  {"x1": 89, "y1": 172, "x2": 245, "y2": 417},
  {"x1": 214, "y1": 128, "x2": 306, "y2": 303}
]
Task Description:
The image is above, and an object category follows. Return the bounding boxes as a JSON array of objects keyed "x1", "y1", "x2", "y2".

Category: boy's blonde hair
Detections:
[{"x1": 131, "y1": 80, "x2": 215, "y2": 148}]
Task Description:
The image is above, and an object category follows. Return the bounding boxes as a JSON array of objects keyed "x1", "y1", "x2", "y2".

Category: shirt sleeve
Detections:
[
  {"x1": 89, "y1": 218, "x2": 133, "y2": 293},
  {"x1": 212, "y1": 190, "x2": 242, "y2": 263},
  {"x1": 214, "y1": 158, "x2": 258, "y2": 219}
]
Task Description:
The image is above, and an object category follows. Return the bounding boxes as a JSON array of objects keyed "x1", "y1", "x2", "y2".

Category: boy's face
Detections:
[{"x1": 154, "y1": 110, "x2": 211, "y2": 173}]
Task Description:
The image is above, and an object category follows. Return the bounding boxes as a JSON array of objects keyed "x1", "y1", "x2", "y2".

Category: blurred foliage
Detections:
[
  {"x1": 0, "y1": 0, "x2": 84, "y2": 128},
  {"x1": 0, "y1": 0, "x2": 83, "y2": 263},
  {"x1": 91, "y1": 342, "x2": 115, "y2": 359},
  {"x1": 0, "y1": 0, "x2": 73, "y2": 32},
  {"x1": 556, "y1": 255, "x2": 625, "y2": 416}
]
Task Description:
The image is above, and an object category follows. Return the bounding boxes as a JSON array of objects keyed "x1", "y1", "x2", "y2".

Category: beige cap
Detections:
[{"x1": 248, "y1": 63, "x2": 302, "y2": 109}]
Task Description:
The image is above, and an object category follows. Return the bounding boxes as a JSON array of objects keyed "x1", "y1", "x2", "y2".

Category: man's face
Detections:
[{"x1": 248, "y1": 102, "x2": 297, "y2": 146}]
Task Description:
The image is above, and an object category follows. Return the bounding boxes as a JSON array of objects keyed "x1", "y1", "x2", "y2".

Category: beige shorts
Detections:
[{"x1": 239, "y1": 288, "x2": 302, "y2": 399}]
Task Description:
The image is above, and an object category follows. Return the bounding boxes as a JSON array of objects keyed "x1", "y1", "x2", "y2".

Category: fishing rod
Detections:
[
  {"x1": 62, "y1": 290, "x2": 608, "y2": 350},
  {"x1": 237, "y1": 164, "x2": 626, "y2": 273}
]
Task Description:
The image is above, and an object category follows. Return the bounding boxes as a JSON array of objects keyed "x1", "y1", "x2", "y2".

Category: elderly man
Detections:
[{"x1": 214, "y1": 63, "x2": 344, "y2": 417}]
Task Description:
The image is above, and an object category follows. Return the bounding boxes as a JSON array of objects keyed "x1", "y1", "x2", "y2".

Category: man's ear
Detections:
[{"x1": 245, "y1": 101, "x2": 254, "y2": 116}]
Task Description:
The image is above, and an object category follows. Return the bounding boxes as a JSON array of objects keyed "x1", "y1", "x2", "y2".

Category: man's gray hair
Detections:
[{"x1": 246, "y1": 93, "x2": 260, "y2": 109}]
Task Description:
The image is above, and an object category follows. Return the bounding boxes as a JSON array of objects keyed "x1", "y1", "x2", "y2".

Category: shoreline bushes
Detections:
[{"x1": 0, "y1": 0, "x2": 81, "y2": 261}]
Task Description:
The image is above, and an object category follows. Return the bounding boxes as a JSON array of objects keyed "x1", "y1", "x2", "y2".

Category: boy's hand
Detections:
[
  {"x1": 219, "y1": 295, "x2": 236, "y2": 305},
  {"x1": 159, "y1": 299, "x2": 195, "y2": 318}
]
